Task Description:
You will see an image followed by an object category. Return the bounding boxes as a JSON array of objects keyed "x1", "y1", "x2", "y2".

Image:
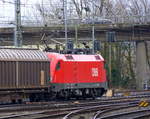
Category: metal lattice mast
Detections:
[
  {"x1": 63, "y1": 0, "x2": 68, "y2": 50},
  {"x1": 92, "y1": 1, "x2": 95, "y2": 54},
  {"x1": 14, "y1": 0, "x2": 22, "y2": 47}
]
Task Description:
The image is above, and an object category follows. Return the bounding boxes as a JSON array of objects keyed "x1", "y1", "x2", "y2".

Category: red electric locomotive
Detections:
[{"x1": 47, "y1": 53, "x2": 107, "y2": 99}]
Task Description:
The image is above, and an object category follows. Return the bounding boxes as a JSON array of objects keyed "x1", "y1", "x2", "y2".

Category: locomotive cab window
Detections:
[{"x1": 56, "y1": 61, "x2": 61, "y2": 70}]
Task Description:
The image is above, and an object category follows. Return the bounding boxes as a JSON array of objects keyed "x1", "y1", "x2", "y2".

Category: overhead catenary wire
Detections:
[
  {"x1": 0, "y1": 0, "x2": 149, "y2": 27},
  {"x1": 0, "y1": 0, "x2": 74, "y2": 5},
  {"x1": 0, "y1": 0, "x2": 79, "y2": 26}
]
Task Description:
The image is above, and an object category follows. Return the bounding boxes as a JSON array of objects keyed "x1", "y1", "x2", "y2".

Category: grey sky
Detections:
[
  {"x1": 0, "y1": 0, "x2": 70, "y2": 27},
  {"x1": 0, "y1": 0, "x2": 45, "y2": 26}
]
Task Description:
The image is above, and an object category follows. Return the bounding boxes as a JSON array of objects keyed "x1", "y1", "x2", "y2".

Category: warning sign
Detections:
[{"x1": 139, "y1": 101, "x2": 149, "y2": 107}]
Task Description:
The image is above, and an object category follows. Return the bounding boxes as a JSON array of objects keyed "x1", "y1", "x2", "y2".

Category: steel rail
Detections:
[
  {"x1": 98, "y1": 108, "x2": 150, "y2": 119},
  {"x1": 63, "y1": 101, "x2": 139, "y2": 119}
]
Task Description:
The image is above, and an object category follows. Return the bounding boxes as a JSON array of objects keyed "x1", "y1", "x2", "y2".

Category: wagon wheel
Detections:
[{"x1": 63, "y1": 90, "x2": 70, "y2": 100}]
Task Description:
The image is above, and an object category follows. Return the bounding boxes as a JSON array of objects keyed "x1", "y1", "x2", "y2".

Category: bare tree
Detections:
[
  {"x1": 71, "y1": 0, "x2": 84, "y2": 19},
  {"x1": 35, "y1": 0, "x2": 63, "y2": 25},
  {"x1": 114, "y1": 0, "x2": 150, "y2": 23}
]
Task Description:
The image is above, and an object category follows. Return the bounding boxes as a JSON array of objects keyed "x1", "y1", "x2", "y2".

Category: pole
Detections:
[
  {"x1": 92, "y1": 1, "x2": 95, "y2": 54},
  {"x1": 14, "y1": 0, "x2": 22, "y2": 47},
  {"x1": 109, "y1": 43, "x2": 112, "y2": 87},
  {"x1": 63, "y1": 0, "x2": 68, "y2": 50},
  {"x1": 92, "y1": 26, "x2": 95, "y2": 54},
  {"x1": 75, "y1": 25, "x2": 78, "y2": 46}
]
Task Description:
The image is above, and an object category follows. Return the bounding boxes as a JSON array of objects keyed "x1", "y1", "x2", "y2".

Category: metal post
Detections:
[
  {"x1": 16, "y1": 61, "x2": 19, "y2": 87},
  {"x1": 92, "y1": 1, "x2": 95, "y2": 54},
  {"x1": 63, "y1": 0, "x2": 68, "y2": 50},
  {"x1": 92, "y1": 26, "x2": 95, "y2": 54},
  {"x1": 14, "y1": 0, "x2": 22, "y2": 47},
  {"x1": 75, "y1": 26, "x2": 78, "y2": 46},
  {"x1": 109, "y1": 44, "x2": 112, "y2": 87}
]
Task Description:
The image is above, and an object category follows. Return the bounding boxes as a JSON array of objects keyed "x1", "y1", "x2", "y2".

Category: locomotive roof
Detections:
[
  {"x1": 0, "y1": 49, "x2": 49, "y2": 61},
  {"x1": 47, "y1": 53, "x2": 104, "y2": 62}
]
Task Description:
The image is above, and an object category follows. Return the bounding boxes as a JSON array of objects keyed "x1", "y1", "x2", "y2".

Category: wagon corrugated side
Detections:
[{"x1": 0, "y1": 49, "x2": 50, "y2": 90}]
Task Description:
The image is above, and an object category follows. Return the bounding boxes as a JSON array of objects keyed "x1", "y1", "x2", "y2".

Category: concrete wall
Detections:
[
  {"x1": 136, "y1": 41, "x2": 150, "y2": 90},
  {"x1": 147, "y1": 41, "x2": 150, "y2": 86}
]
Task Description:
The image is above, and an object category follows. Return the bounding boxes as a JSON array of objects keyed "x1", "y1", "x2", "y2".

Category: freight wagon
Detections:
[{"x1": 0, "y1": 48, "x2": 50, "y2": 103}]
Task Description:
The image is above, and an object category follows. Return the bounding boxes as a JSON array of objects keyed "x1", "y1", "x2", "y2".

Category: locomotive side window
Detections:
[{"x1": 56, "y1": 61, "x2": 61, "y2": 70}]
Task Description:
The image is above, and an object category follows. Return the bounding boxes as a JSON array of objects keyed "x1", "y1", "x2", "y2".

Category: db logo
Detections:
[{"x1": 91, "y1": 68, "x2": 98, "y2": 77}]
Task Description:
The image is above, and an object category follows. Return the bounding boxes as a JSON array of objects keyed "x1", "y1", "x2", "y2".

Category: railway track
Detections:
[
  {"x1": 63, "y1": 102, "x2": 139, "y2": 119},
  {"x1": 0, "y1": 95, "x2": 149, "y2": 119},
  {"x1": 61, "y1": 92, "x2": 150, "y2": 119},
  {"x1": 63, "y1": 102, "x2": 150, "y2": 119},
  {"x1": 93, "y1": 106, "x2": 150, "y2": 119},
  {"x1": 0, "y1": 91, "x2": 149, "y2": 119},
  {"x1": 0, "y1": 94, "x2": 148, "y2": 113},
  {"x1": 0, "y1": 101, "x2": 139, "y2": 119}
]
